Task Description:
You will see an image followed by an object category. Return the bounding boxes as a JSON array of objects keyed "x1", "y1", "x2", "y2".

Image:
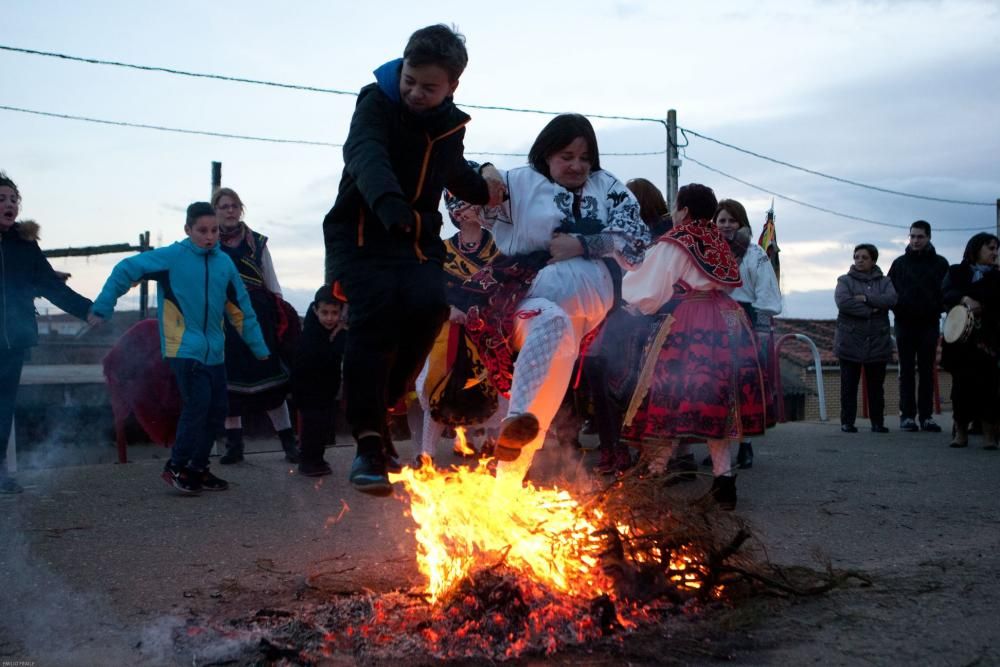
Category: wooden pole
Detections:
[
  {"x1": 211, "y1": 161, "x2": 222, "y2": 199},
  {"x1": 666, "y1": 109, "x2": 679, "y2": 210}
]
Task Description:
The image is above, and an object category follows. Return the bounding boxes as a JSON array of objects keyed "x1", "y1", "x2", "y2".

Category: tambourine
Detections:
[{"x1": 943, "y1": 304, "x2": 976, "y2": 344}]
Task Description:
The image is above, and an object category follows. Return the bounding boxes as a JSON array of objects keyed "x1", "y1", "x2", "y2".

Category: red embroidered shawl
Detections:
[{"x1": 660, "y1": 219, "x2": 742, "y2": 286}]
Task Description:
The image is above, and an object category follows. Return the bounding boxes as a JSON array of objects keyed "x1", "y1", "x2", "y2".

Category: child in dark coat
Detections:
[
  {"x1": 292, "y1": 287, "x2": 347, "y2": 477},
  {"x1": 323, "y1": 24, "x2": 504, "y2": 494}
]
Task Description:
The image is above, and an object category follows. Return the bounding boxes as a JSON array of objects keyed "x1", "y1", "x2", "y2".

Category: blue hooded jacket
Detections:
[{"x1": 92, "y1": 238, "x2": 269, "y2": 364}]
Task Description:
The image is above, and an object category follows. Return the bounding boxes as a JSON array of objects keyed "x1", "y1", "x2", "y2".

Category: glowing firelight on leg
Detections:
[{"x1": 452, "y1": 426, "x2": 476, "y2": 457}]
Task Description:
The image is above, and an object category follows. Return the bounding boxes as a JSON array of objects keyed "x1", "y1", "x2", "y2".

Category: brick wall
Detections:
[{"x1": 799, "y1": 366, "x2": 952, "y2": 422}]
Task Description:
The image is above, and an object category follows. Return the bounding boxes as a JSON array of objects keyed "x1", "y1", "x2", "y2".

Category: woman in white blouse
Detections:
[
  {"x1": 713, "y1": 199, "x2": 781, "y2": 468},
  {"x1": 476, "y1": 113, "x2": 649, "y2": 481}
]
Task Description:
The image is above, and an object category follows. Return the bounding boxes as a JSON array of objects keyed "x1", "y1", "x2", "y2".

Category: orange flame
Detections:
[
  {"x1": 452, "y1": 427, "x2": 476, "y2": 457},
  {"x1": 390, "y1": 462, "x2": 610, "y2": 603}
]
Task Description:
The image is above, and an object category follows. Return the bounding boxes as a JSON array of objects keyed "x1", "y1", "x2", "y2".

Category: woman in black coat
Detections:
[
  {"x1": 1, "y1": 172, "x2": 93, "y2": 493},
  {"x1": 834, "y1": 244, "x2": 898, "y2": 433},
  {"x1": 941, "y1": 233, "x2": 1000, "y2": 448}
]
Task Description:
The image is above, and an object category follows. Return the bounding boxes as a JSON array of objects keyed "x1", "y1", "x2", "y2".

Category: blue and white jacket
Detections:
[{"x1": 92, "y1": 238, "x2": 269, "y2": 365}]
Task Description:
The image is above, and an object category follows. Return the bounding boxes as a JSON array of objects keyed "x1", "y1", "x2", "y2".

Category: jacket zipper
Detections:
[
  {"x1": 203, "y1": 254, "x2": 210, "y2": 363},
  {"x1": 0, "y1": 237, "x2": 9, "y2": 349}
]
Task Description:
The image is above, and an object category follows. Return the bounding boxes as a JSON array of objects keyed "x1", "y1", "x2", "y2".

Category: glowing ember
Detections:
[
  {"x1": 390, "y1": 462, "x2": 610, "y2": 603},
  {"x1": 452, "y1": 426, "x2": 476, "y2": 457}
]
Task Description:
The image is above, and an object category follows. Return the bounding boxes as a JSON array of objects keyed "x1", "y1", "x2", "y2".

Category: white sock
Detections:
[{"x1": 267, "y1": 403, "x2": 292, "y2": 432}]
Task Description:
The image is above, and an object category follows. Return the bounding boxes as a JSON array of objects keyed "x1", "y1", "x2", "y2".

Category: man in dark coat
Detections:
[
  {"x1": 1, "y1": 172, "x2": 93, "y2": 493},
  {"x1": 888, "y1": 221, "x2": 949, "y2": 433}
]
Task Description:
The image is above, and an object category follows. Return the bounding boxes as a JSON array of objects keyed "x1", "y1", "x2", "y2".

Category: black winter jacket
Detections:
[
  {"x1": 323, "y1": 59, "x2": 490, "y2": 284},
  {"x1": 291, "y1": 306, "x2": 347, "y2": 409},
  {"x1": 1, "y1": 222, "x2": 92, "y2": 350},
  {"x1": 887, "y1": 243, "x2": 949, "y2": 325}
]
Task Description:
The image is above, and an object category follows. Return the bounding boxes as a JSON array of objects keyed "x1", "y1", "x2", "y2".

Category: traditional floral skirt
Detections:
[{"x1": 621, "y1": 290, "x2": 766, "y2": 443}]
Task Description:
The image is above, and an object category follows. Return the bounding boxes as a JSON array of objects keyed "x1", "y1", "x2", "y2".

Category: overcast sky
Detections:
[{"x1": 4, "y1": 0, "x2": 998, "y2": 319}]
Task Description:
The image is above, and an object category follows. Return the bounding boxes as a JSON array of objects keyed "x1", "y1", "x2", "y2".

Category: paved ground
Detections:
[{"x1": 1, "y1": 414, "x2": 998, "y2": 666}]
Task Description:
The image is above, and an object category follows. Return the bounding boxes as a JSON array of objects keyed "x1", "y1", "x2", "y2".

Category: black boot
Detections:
[
  {"x1": 219, "y1": 428, "x2": 244, "y2": 465},
  {"x1": 278, "y1": 428, "x2": 300, "y2": 463},
  {"x1": 710, "y1": 475, "x2": 737, "y2": 510},
  {"x1": 736, "y1": 441, "x2": 754, "y2": 469}
]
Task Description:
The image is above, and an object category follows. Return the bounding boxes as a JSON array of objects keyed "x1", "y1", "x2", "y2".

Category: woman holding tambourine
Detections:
[{"x1": 941, "y1": 232, "x2": 1000, "y2": 449}]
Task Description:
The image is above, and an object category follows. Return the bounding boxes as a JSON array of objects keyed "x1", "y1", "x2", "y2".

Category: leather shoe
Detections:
[
  {"x1": 841, "y1": 424, "x2": 858, "y2": 433},
  {"x1": 871, "y1": 425, "x2": 889, "y2": 433}
]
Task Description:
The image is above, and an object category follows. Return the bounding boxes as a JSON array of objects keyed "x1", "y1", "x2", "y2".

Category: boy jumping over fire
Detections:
[{"x1": 323, "y1": 24, "x2": 504, "y2": 496}]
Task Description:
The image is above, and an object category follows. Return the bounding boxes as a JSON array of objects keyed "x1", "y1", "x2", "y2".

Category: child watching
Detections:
[
  {"x1": 0, "y1": 171, "x2": 94, "y2": 494},
  {"x1": 90, "y1": 202, "x2": 269, "y2": 494},
  {"x1": 292, "y1": 286, "x2": 348, "y2": 477},
  {"x1": 323, "y1": 24, "x2": 504, "y2": 495}
]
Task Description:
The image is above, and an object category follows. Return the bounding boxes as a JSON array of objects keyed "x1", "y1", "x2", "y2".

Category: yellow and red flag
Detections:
[{"x1": 757, "y1": 200, "x2": 780, "y2": 280}]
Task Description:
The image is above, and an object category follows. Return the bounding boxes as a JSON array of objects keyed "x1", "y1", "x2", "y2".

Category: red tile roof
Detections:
[
  {"x1": 773, "y1": 318, "x2": 839, "y2": 367},
  {"x1": 774, "y1": 318, "x2": 907, "y2": 367}
]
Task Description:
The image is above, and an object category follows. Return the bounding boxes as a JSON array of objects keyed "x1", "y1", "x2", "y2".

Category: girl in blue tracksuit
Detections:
[{"x1": 91, "y1": 202, "x2": 269, "y2": 494}]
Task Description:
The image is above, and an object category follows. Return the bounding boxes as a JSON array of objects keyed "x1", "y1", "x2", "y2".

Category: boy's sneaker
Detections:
[
  {"x1": 162, "y1": 462, "x2": 201, "y2": 494},
  {"x1": 298, "y1": 460, "x2": 333, "y2": 477},
  {"x1": 193, "y1": 467, "x2": 229, "y2": 491},
  {"x1": 920, "y1": 418, "x2": 942, "y2": 433},
  {"x1": 900, "y1": 418, "x2": 919, "y2": 432},
  {"x1": 349, "y1": 454, "x2": 392, "y2": 496},
  {"x1": 0, "y1": 476, "x2": 24, "y2": 494}
]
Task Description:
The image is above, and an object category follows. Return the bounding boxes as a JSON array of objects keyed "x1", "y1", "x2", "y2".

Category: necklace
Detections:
[{"x1": 458, "y1": 233, "x2": 481, "y2": 251}]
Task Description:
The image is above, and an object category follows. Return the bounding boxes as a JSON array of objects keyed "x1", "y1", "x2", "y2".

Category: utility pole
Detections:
[
  {"x1": 211, "y1": 161, "x2": 222, "y2": 199},
  {"x1": 996, "y1": 199, "x2": 999, "y2": 244},
  {"x1": 666, "y1": 109, "x2": 679, "y2": 210}
]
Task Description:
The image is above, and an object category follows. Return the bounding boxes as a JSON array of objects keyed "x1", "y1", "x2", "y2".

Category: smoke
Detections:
[{"x1": 0, "y1": 526, "x2": 184, "y2": 666}]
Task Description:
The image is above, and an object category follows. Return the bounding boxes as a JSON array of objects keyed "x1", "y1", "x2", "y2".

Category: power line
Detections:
[
  {"x1": 3, "y1": 43, "x2": 991, "y2": 209},
  {"x1": 683, "y1": 150, "x2": 990, "y2": 233},
  {"x1": 0, "y1": 104, "x2": 344, "y2": 147},
  {"x1": 680, "y1": 127, "x2": 993, "y2": 207},
  {"x1": 0, "y1": 44, "x2": 666, "y2": 124},
  {"x1": 0, "y1": 103, "x2": 662, "y2": 156}
]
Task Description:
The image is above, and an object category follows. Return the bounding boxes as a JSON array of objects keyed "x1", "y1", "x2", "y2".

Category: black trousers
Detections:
[
  {"x1": 339, "y1": 260, "x2": 448, "y2": 449},
  {"x1": 840, "y1": 360, "x2": 887, "y2": 427},
  {"x1": 0, "y1": 349, "x2": 26, "y2": 471},
  {"x1": 896, "y1": 321, "x2": 938, "y2": 422},
  {"x1": 582, "y1": 353, "x2": 622, "y2": 450}
]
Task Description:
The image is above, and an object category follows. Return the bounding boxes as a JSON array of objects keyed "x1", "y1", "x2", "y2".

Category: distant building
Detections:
[{"x1": 774, "y1": 318, "x2": 951, "y2": 422}]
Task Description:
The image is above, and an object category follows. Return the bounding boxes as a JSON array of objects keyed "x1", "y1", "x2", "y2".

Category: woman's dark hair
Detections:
[
  {"x1": 528, "y1": 114, "x2": 601, "y2": 180},
  {"x1": 962, "y1": 232, "x2": 1000, "y2": 264},
  {"x1": 403, "y1": 24, "x2": 468, "y2": 81},
  {"x1": 0, "y1": 171, "x2": 19, "y2": 197},
  {"x1": 626, "y1": 178, "x2": 668, "y2": 226},
  {"x1": 854, "y1": 243, "x2": 879, "y2": 263},
  {"x1": 714, "y1": 198, "x2": 751, "y2": 232},
  {"x1": 675, "y1": 183, "x2": 717, "y2": 221}
]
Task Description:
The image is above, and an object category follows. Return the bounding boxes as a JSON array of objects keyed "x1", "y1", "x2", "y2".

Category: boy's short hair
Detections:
[
  {"x1": 0, "y1": 171, "x2": 19, "y2": 197},
  {"x1": 910, "y1": 220, "x2": 932, "y2": 237},
  {"x1": 185, "y1": 202, "x2": 215, "y2": 227},
  {"x1": 314, "y1": 285, "x2": 345, "y2": 306},
  {"x1": 403, "y1": 24, "x2": 468, "y2": 81}
]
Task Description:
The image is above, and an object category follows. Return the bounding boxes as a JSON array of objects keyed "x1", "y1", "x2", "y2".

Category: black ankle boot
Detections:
[
  {"x1": 736, "y1": 442, "x2": 754, "y2": 469},
  {"x1": 219, "y1": 428, "x2": 244, "y2": 464},
  {"x1": 710, "y1": 475, "x2": 737, "y2": 510},
  {"x1": 278, "y1": 428, "x2": 300, "y2": 463}
]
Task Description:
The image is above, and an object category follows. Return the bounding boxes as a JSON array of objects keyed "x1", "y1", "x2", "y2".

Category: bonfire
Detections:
[{"x1": 180, "y1": 457, "x2": 868, "y2": 664}]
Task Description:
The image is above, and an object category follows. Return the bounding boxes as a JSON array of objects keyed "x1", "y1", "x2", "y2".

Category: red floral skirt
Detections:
[{"x1": 622, "y1": 290, "x2": 766, "y2": 443}]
